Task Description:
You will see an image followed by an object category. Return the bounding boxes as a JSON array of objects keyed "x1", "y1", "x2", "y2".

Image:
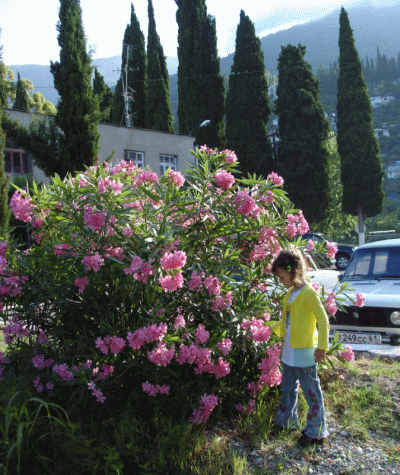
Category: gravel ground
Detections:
[{"x1": 209, "y1": 350, "x2": 400, "y2": 475}]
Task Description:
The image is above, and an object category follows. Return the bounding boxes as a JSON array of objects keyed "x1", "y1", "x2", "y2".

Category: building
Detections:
[
  {"x1": 387, "y1": 161, "x2": 400, "y2": 179},
  {"x1": 4, "y1": 109, "x2": 196, "y2": 183}
]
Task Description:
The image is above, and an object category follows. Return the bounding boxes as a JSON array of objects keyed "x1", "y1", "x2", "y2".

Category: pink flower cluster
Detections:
[
  {"x1": 10, "y1": 190, "x2": 35, "y2": 223},
  {"x1": 127, "y1": 323, "x2": 167, "y2": 350},
  {"x1": 235, "y1": 399, "x2": 256, "y2": 415},
  {"x1": 355, "y1": 292, "x2": 365, "y2": 307},
  {"x1": 234, "y1": 190, "x2": 259, "y2": 217},
  {"x1": 82, "y1": 253, "x2": 105, "y2": 273},
  {"x1": 95, "y1": 335, "x2": 126, "y2": 355},
  {"x1": 285, "y1": 211, "x2": 309, "y2": 238},
  {"x1": 176, "y1": 343, "x2": 230, "y2": 379},
  {"x1": 166, "y1": 170, "x2": 185, "y2": 188},
  {"x1": 195, "y1": 324, "x2": 209, "y2": 344},
  {"x1": 216, "y1": 338, "x2": 232, "y2": 356},
  {"x1": 88, "y1": 381, "x2": 106, "y2": 403},
  {"x1": 96, "y1": 364, "x2": 115, "y2": 381},
  {"x1": 221, "y1": 149, "x2": 238, "y2": 164},
  {"x1": 326, "y1": 241, "x2": 338, "y2": 259},
  {"x1": 134, "y1": 169, "x2": 159, "y2": 187},
  {"x1": 98, "y1": 178, "x2": 124, "y2": 195},
  {"x1": 340, "y1": 345, "x2": 355, "y2": 362},
  {"x1": 267, "y1": 172, "x2": 284, "y2": 186},
  {"x1": 241, "y1": 318, "x2": 273, "y2": 343},
  {"x1": 52, "y1": 363, "x2": 74, "y2": 381},
  {"x1": 3, "y1": 315, "x2": 29, "y2": 344},
  {"x1": 160, "y1": 250, "x2": 187, "y2": 271},
  {"x1": 214, "y1": 169, "x2": 235, "y2": 190},
  {"x1": 53, "y1": 243, "x2": 74, "y2": 256},
  {"x1": 325, "y1": 291, "x2": 338, "y2": 316},
  {"x1": 75, "y1": 276, "x2": 89, "y2": 293},
  {"x1": 142, "y1": 381, "x2": 170, "y2": 396},
  {"x1": 32, "y1": 354, "x2": 54, "y2": 370},
  {"x1": 203, "y1": 275, "x2": 222, "y2": 296},
  {"x1": 123, "y1": 256, "x2": 154, "y2": 283},
  {"x1": 210, "y1": 291, "x2": 233, "y2": 312},
  {"x1": 158, "y1": 272, "x2": 184, "y2": 292},
  {"x1": 191, "y1": 393, "x2": 218, "y2": 424},
  {"x1": 147, "y1": 342, "x2": 175, "y2": 366},
  {"x1": 34, "y1": 376, "x2": 54, "y2": 395},
  {"x1": 83, "y1": 208, "x2": 106, "y2": 232}
]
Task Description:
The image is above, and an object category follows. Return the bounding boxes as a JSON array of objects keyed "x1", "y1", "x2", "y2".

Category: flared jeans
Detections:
[{"x1": 274, "y1": 362, "x2": 328, "y2": 439}]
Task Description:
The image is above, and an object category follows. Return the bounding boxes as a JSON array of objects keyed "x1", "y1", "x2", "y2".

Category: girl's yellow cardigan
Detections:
[{"x1": 270, "y1": 284, "x2": 329, "y2": 350}]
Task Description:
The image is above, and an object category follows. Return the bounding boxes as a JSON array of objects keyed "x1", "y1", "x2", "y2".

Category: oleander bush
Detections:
[{"x1": 0, "y1": 147, "x2": 357, "y2": 473}]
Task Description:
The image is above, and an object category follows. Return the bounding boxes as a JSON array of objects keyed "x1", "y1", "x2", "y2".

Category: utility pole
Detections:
[{"x1": 114, "y1": 43, "x2": 138, "y2": 128}]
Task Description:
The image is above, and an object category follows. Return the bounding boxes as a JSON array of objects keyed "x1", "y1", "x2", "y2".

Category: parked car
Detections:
[
  {"x1": 302, "y1": 233, "x2": 357, "y2": 270},
  {"x1": 332, "y1": 239, "x2": 400, "y2": 346}
]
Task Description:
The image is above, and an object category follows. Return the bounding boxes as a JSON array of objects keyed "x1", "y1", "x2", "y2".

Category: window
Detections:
[
  {"x1": 4, "y1": 138, "x2": 33, "y2": 175},
  {"x1": 160, "y1": 154, "x2": 178, "y2": 175},
  {"x1": 124, "y1": 150, "x2": 145, "y2": 169}
]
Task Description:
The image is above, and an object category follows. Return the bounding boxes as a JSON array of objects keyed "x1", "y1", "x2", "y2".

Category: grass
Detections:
[{"x1": 0, "y1": 353, "x2": 399, "y2": 474}]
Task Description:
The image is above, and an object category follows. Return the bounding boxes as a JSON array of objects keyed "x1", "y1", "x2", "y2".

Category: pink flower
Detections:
[
  {"x1": 326, "y1": 241, "x2": 338, "y2": 259},
  {"x1": 173, "y1": 313, "x2": 186, "y2": 329},
  {"x1": 355, "y1": 292, "x2": 365, "y2": 307},
  {"x1": 214, "y1": 169, "x2": 235, "y2": 190},
  {"x1": 340, "y1": 345, "x2": 355, "y2": 362},
  {"x1": 188, "y1": 272, "x2": 203, "y2": 292},
  {"x1": 191, "y1": 393, "x2": 218, "y2": 424},
  {"x1": 167, "y1": 170, "x2": 185, "y2": 188},
  {"x1": 147, "y1": 342, "x2": 175, "y2": 366},
  {"x1": 195, "y1": 325, "x2": 209, "y2": 344},
  {"x1": 220, "y1": 149, "x2": 238, "y2": 164},
  {"x1": 267, "y1": 172, "x2": 284, "y2": 186},
  {"x1": 213, "y1": 358, "x2": 230, "y2": 379},
  {"x1": 32, "y1": 354, "x2": 54, "y2": 370},
  {"x1": 158, "y1": 272, "x2": 184, "y2": 292},
  {"x1": 75, "y1": 276, "x2": 89, "y2": 293},
  {"x1": 142, "y1": 381, "x2": 170, "y2": 396},
  {"x1": 217, "y1": 338, "x2": 232, "y2": 356},
  {"x1": 0, "y1": 241, "x2": 8, "y2": 258},
  {"x1": 306, "y1": 239, "x2": 315, "y2": 251},
  {"x1": 53, "y1": 363, "x2": 74, "y2": 381},
  {"x1": 82, "y1": 253, "x2": 104, "y2": 273},
  {"x1": 160, "y1": 250, "x2": 187, "y2": 271},
  {"x1": 10, "y1": 191, "x2": 35, "y2": 222},
  {"x1": 34, "y1": 376, "x2": 44, "y2": 393},
  {"x1": 203, "y1": 275, "x2": 222, "y2": 296}
]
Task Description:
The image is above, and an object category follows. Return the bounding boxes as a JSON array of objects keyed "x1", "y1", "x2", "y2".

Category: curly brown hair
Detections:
[{"x1": 271, "y1": 249, "x2": 307, "y2": 287}]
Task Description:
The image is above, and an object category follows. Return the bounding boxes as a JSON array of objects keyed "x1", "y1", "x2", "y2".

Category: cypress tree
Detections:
[
  {"x1": 175, "y1": 0, "x2": 225, "y2": 148},
  {"x1": 146, "y1": 0, "x2": 174, "y2": 133},
  {"x1": 112, "y1": 4, "x2": 146, "y2": 128},
  {"x1": 225, "y1": 10, "x2": 273, "y2": 178},
  {"x1": 274, "y1": 44, "x2": 330, "y2": 225},
  {"x1": 337, "y1": 8, "x2": 384, "y2": 226},
  {"x1": 50, "y1": 0, "x2": 100, "y2": 176},
  {"x1": 13, "y1": 72, "x2": 30, "y2": 111},
  {"x1": 93, "y1": 67, "x2": 113, "y2": 123}
]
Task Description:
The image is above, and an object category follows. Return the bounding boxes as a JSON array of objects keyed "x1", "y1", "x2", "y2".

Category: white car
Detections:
[{"x1": 331, "y1": 239, "x2": 400, "y2": 346}]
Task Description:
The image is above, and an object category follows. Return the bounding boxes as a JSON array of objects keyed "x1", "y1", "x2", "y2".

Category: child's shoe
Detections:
[{"x1": 297, "y1": 433, "x2": 325, "y2": 446}]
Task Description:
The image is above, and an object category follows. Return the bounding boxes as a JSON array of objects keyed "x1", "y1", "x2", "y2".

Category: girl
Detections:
[{"x1": 270, "y1": 248, "x2": 329, "y2": 446}]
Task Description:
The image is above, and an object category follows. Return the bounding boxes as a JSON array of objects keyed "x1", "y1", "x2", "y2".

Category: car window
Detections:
[{"x1": 344, "y1": 247, "x2": 400, "y2": 279}]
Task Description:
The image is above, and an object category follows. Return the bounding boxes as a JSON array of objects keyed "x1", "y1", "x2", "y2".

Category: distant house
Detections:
[
  {"x1": 374, "y1": 128, "x2": 390, "y2": 138},
  {"x1": 4, "y1": 109, "x2": 196, "y2": 184},
  {"x1": 387, "y1": 161, "x2": 400, "y2": 179},
  {"x1": 370, "y1": 95, "x2": 395, "y2": 108}
]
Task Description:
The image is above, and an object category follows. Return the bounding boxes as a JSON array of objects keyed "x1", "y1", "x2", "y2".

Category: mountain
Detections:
[{"x1": 8, "y1": 2, "x2": 400, "y2": 115}]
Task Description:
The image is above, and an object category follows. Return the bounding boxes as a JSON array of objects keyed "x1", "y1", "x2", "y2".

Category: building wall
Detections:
[{"x1": 5, "y1": 109, "x2": 196, "y2": 183}]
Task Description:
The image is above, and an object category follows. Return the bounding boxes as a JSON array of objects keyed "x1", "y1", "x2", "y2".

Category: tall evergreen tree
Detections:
[
  {"x1": 225, "y1": 10, "x2": 272, "y2": 178},
  {"x1": 12, "y1": 72, "x2": 29, "y2": 111},
  {"x1": 175, "y1": 0, "x2": 225, "y2": 148},
  {"x1": 112, "y1": 4, "x2": 146, "y2": 128},
  {"x1": 93, "y1": 67, "x2": 113, "y2": 123},
  {"x1": 145, "y1": 0, "x2": 174, "y2": 132},
  {"x1": 50, "y1": 0, "x2": 100, "y2": 175},
  {"x1": 275, "y1": 44, "x2": 330, "y2": 225},
  {"x1": 3, "y1": 0, "x2": 100, "y2": 178},
  {"x1": 337, "y1": 8, "x2": 384, "y2": 232}
]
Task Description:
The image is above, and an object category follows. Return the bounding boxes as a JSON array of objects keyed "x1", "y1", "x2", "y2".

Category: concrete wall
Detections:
[{"x1": 5, "y1": 109, "x2": 196, "y2": 183}]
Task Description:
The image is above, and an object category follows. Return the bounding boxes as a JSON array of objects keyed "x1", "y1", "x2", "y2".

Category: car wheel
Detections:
[{"x1": 336, "y1": 253, "x2": 350, "y2": 270}]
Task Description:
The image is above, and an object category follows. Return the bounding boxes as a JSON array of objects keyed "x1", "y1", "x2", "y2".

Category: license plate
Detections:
[{"x1": 336, "y1": 331, "x2": 382, "y2": 345}]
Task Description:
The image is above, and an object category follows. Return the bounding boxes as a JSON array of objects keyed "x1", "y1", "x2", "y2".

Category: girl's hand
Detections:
[{"x1": 314, "y1": 349, "x2": 326, "y2": 363}]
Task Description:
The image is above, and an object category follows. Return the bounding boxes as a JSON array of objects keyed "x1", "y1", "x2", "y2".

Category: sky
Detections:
[{"x1": 0, "y1": 0, "x2": 383, "y2": 66}]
